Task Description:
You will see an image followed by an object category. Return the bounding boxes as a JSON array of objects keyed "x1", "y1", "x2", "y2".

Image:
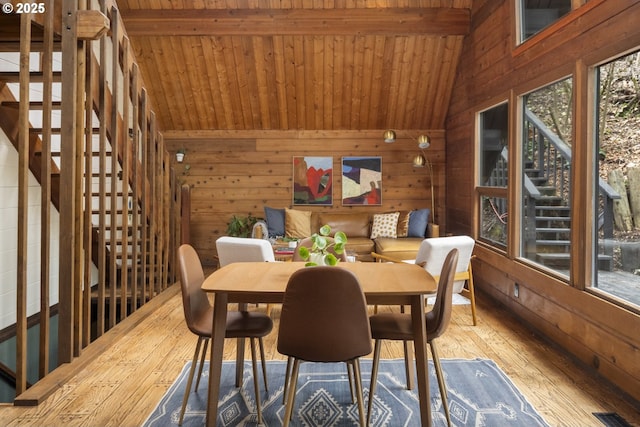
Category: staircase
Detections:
[
  {"x1": 484, "y1": 109, "x2": 619, "y2": 271},
  {"x1": 0, "y1": 64, "x2": 154, "y2": 314},
  {"x1": 522, "y1": 108, "x2": 618, "y2": 271},
  {"x1": 1, "y1": 7, "x2": 182, "y2": 400}
]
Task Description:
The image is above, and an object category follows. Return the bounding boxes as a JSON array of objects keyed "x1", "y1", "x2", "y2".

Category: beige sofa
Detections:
[{"x1": 308, "y1": 211, "x2": 439, "y2": 262}]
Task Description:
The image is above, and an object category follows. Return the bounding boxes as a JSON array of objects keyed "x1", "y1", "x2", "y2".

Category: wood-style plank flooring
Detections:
[{"x1": 1, "y1": 285, "x2": 639, "y2": 426}]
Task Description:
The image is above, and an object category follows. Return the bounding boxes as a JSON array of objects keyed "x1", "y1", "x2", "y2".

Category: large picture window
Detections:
[
  {"x1": 592, "y1": 50, "x2": 640, "y2": 307},
  {"x1": 520, "y1": 78, "x2": 573, "y2": 276}
]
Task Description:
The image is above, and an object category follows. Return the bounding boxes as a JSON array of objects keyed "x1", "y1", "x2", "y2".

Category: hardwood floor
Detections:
[{"x1": 1, "y1": 284, "x2": 638, "y2": 427}]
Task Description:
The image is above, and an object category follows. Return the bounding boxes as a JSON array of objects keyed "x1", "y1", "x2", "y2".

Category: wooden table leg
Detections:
[
  {"x1": 236, "y1": 303, "x2": 247, "y2": 387},
  {"x1": 206, "y1": 292, "x2": 229, "y2": 427},
  {"x1": 411, "y1": 294, "x2": 431, "y2": 426}
]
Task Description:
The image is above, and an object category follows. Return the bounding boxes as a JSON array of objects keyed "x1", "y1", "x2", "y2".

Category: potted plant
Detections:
[
  {"x1": 297, "y1": 224, "x2": 348, "y2": 266},
  {"x1": 226, "y1": 214, "x2": 260, "y2": 238}
]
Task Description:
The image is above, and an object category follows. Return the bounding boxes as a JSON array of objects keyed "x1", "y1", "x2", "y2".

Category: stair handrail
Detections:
[{"x1": 524, "y1": 107, "x2": 620, "y2": 200}]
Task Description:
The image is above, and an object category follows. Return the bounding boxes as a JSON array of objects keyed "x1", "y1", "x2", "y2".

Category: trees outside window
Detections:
[
  {"x1": 592, "y1": 50, "x2": 640, "y2": 306},
  {"x1": 478, "y1": 103, "x2": 509, "y2": 248}
]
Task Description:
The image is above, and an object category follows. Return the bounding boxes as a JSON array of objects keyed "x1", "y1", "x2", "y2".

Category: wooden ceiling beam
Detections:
[{"x1": 120, "y1": 8, "x2": 470, "y2": 37}]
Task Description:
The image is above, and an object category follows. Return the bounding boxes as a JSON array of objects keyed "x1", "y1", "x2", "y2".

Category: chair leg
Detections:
[
  {"x1": 352, "y1": 359, "x2": 366, "y2": 427},
  {"x1": 366, "y1": 339, "x2": 382, "y2": 426},
  {"x1": 283, "y1": 358, "x2": 301, "y2": 427},
  {"x1": 258, "y1": 337, "x2": 269, "y2": 392},
  {"x1": 283, "y1": 356, "x2": 293, "y2": 405},
  {"x1": 347, "y1": 362, "x2": 356, "y2": 403},
  {"x1": 467, "y1": 263, "x2": 477, "y2": 326},
  {"x1": 402, "y1": 340, "x2": 415, "y2": 390},
  {"x1": 249, "y1": 338, "x2": 263, "y2": 425},
  {"x1": 194, "y1": 338, "x2": 209, "y2": 392},
  {"x1": 179, "y1": 336, "x2": 205, "y2": 426},
  {"x1": 430, "y1": 340, "x2": 452, "y2": 427}
]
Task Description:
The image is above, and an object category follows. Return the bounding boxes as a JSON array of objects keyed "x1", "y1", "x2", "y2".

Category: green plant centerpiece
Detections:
[{"x1": 297, "y1": 224, "x2": 348, "y2": 267}]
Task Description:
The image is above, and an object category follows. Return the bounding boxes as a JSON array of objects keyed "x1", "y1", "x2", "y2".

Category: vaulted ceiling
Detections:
[{"x1": 118, "y1": 0, "x2": 471, "y2": 132}]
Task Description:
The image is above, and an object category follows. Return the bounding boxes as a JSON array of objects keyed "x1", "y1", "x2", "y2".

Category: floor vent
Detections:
[{"x1": 593, "y1": 412, "x2": 632, "y2": 427}]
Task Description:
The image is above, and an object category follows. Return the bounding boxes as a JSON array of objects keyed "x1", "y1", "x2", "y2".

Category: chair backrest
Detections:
[
  {"x1": 277, "y1": 267, "x2": 372, "y2": 362},
  {"x1": 415, "y1": 235, "x2": 475, "y2": 293},
  {"x1": 426, "y1": 248, "x2": 459, "y2": 340},
  {"x1": 291, "y1": 236, "x2": 348, "y2": 262},
  {"x1": 177, "y1": 244, "x2": 211, "y2": 335},
  {"x1": 216, "y1": 236, "x2": 276, "y2": 266}
]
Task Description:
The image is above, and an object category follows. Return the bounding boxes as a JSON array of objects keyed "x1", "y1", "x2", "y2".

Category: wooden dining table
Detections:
[{"x1": 201, "y1": 261, "x2": 437, "y2": 426}]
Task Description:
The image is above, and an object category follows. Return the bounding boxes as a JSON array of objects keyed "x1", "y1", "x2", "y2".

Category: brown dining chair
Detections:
[
  {"x1": 285, "y1": 236, "x2": 354, "y2": 405},
  {"x1": 292, "y1": 236, "x2": 349, "y2": 262},
  {"x1": 277, "y1": 266, "x2": 372, "y2": 427},
  {"x1": 366, "y1": 248, "x2": 459, "y2": 427},
  {"x1": 177, "y1": 244, "x2": 273, "y2": 425}
]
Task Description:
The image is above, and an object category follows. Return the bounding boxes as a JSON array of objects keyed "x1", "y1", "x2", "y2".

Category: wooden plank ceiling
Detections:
[{"x1": 117, "y1": 0, "x2": 471, "y2": 132}]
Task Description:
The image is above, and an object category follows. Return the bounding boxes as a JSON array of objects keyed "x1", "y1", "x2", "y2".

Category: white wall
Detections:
[{"x1": 0, "y1": 129, "x2": 60, "y2": 330}]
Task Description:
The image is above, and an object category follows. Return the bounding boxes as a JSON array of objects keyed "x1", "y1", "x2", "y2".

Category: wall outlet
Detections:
[{"x1": 514, "y1": 283, "x2": 520, "y2": 298}]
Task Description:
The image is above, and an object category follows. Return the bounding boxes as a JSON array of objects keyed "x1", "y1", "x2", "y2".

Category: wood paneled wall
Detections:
[
  {"x1": 446, "y1": 0, "x2": 640, "y2": 401},
  {"x1": 165, "y1": 129, "x2": 444, "y2": 265}
]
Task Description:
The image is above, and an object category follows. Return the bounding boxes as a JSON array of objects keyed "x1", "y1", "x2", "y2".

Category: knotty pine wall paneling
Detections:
[
  {"x1": 165, "y1": 130, "x2": 444, "y2": 266},
  {"x1": 446, "y1": 0, "x2": 640, "y2": 401}
]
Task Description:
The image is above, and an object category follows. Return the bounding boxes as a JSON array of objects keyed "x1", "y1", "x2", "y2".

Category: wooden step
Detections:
[
  {"x1": 536, "y1": 216, "x2": 571, "y2": 222},
  {"x1": 536, "y1": 205, "x2": 570, "y2": 212},
  {"x1": 536, "y1": 239, "x2": 571, "y2": 246},
  {"x1": 536, "y1": 252, "x2": 613, "y2": 269},
  {"x1": 0, "y1": 71, "x2": 62, "y2": 83},
  {"x1": 536, "y1": 227, "x2": 570, "y2": 234},
  {"x1": 0, "y1": 101, "x2": 62, "y2": 109},
  {"x1": 30, "y1": 127, "x2": 100, "y2": 134}
]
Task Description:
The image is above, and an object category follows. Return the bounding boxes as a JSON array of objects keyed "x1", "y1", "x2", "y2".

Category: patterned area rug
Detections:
[{"x1": 143, "y1": 358, "x2": 548, "y2": 426}]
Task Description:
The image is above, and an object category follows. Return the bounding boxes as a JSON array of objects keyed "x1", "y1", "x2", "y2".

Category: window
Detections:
[
  {"x1": 592, "y1": 50, "x2": 640, "y2": 308},
  {"x1": 519, "y1": 0, "x2": 572, "y2": 43},
  {"x1": 478, "y1": 103, "x2": 509, "y2": 248},
  {"x1": 521, "y1": 78, "x2": 573, "y2": 276}
]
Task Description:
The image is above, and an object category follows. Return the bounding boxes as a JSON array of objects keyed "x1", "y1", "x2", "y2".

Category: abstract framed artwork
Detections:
[
  {"x1": 341, "y1": 156, "x2": 382, "y2": 206},
  {"x1": 292, "y1": 156, "x2": 333, "y2": 205}
]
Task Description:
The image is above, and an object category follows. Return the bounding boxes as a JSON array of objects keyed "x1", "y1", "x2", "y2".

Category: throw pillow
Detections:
[
  {"x1": 370, "y1": 212, "x2": 400, "y2": 239},
  {"x1": 264, "y1": 206, "x2": 285, "y2": 237},
  {"x1": 396, "y1": 210, "x2": 411, "y2": 237},
  {"x1": 285, "y1": 208, "x2": 312, "y2": 238},
  {"x1": 407, "y1": 208, "x2": 430, "y2": 238}
]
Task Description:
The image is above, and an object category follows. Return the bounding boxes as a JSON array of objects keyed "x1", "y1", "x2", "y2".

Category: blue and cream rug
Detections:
[{"x1": 143, "y1": 358, "x2": 548, "y2": 426}]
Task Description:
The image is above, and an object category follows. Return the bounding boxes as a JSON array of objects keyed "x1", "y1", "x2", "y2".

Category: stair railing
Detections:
[
  {"x1": 1, "y1": 1, "x2": 184, "y2": 404},
  {"x1": 523, "y1": 108, "x2": 620, "y2": 249}
]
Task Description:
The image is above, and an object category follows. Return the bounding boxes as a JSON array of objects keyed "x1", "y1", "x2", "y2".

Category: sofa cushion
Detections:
[
  {"x1": 407, "y1": 208, "x2": 430, "y2": 238},
  {"x1": 375, "y1": 237, "x2": 425, "y2": 261},
  {"x1": 345, "y1": 237, "x2": 375, "y2": 261},
  {"x1": 317, "y1": 212, "x2": 371, "y2": 238},
  {"x1": 370, "y1": 212, "x2": 400, "y2": 239},
  {"x1": 396, "y1": 210, "x2": 411, "y2": 237},
  {"x1": 264, "y1": 206, "x2": 285, "y2": 237},
  {"x1": 285, "y1": 208, "x2": 312, "y2": 238}
]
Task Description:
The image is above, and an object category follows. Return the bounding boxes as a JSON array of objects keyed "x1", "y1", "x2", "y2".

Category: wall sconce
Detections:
[
  {"x1": 176, "y1": 148, "x2": 186, "y2": 163},
  {"x1": 383, "y1": 130, "x2": 396, "y2": 143}
]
